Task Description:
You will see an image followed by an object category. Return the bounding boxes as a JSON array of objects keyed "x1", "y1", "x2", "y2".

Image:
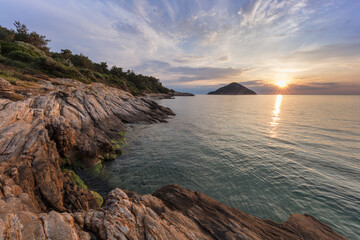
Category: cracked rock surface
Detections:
[{"x1": 0, "y1": 77, "x2": 173, "y2": 212}]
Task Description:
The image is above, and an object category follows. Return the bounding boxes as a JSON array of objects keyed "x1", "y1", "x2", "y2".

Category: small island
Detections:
[{"x1": 208, "y1": 82, "x2": 256, "y2": 95}]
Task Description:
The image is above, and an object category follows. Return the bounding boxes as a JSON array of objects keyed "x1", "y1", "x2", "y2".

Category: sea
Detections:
[{"x1": 81, "y1": 95, "x2": 360, "y2": 239}]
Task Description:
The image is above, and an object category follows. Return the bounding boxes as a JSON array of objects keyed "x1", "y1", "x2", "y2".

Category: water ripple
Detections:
[{"x1": 84, "y1": 95, "x2": 360, "y2": 239}]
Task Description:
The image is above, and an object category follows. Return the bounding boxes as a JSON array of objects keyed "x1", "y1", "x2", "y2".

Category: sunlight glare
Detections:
[
  {"x1": 272, "y1": 95, "x2": 282, "y2": 117},
  {"x1": 269, "y1": 94, "x2": 283, "y2": 137},
  {"x1": 275, "y1": 80, "x2": 288, "y2": 88}
]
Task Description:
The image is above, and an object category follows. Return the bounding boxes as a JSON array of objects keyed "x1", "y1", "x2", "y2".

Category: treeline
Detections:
[{"x1": 0, "y1": 22, "x2": 170, "y2": 95}]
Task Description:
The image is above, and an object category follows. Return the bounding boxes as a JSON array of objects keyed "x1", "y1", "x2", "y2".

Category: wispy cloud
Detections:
[
  {"x1": 284, "y1": 42, "x2": 360, "y2": 61},
  {"x1": 238, "y1": 0, "x2": 308, "y2": 28},
  {"x1": 134, "y1": 60, "x2": 249, "y2": 85}
]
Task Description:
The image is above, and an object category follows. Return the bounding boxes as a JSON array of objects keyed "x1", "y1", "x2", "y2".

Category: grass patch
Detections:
[
  {"x1": 0, "y1": 73, "x2": 18, "y2": 84},
  {"x1": 0, "y1": 64, "x2": 39, "y2": 84},
  {"x1": 0, "y1": 92, "x2": 25, "y2": 101}
]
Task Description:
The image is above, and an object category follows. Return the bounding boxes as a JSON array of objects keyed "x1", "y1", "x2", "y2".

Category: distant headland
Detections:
[
  {"x1": 208, "y1": 82, "x2": 256, "y2": 95},
  {"x1": 173, "y1": 91, "x2": 195, "y2": 96}
]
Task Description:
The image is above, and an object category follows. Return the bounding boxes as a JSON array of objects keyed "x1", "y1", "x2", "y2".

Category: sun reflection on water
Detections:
[{"x1": 270, "y1": 95, "x2": 283, "y2": 137}]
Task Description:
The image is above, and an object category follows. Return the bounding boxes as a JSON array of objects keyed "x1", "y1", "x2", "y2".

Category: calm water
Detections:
[{"x1": 82, "y1": 95, "x2": 360, "y2": 239}]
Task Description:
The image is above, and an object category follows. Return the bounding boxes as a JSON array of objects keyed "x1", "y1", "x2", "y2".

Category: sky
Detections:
[{"x1": 1, "y1": 0, "x2": 360, "y2": 94}]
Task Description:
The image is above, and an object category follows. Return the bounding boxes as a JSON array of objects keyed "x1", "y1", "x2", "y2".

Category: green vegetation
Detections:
[
  {"x1": 87, "y1": 162, "x2": 103, "y2": 175},
  {"x1": 60, "y1": 157, "x2": 80, "y2": 170},
  {"x1": 90, "y1": 190, "x2": 104, "y2": 207},
  {"x1": 62, "y1": 166, "x2": 103, "y2": 207},
  {"x1": 0, "y1": 66, "x2": 39, "y2": 83},
  {"x1": 111, "y1": 131, "x2": 127, "y2": 152},
  {"x1": 102, "y1": 152, "x2": 118, "y2": 161},
  {"x1": 67, "y1": 169, "x2": 88, "y2": 190},
  {"x1": 0, "y1": 22, "x2": 171, "y2": 95}
]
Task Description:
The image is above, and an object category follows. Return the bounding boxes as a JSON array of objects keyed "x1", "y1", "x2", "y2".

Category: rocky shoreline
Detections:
[{"x1": 0, "y1": 77, "x2": 346, "y2": 239}]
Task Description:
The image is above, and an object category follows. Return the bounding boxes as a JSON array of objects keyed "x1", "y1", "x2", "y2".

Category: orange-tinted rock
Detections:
[{"x1": 0, "y1": 78, "x2": 174, "y2": 212}]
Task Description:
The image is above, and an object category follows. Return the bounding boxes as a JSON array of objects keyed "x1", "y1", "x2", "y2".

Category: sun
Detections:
[{"x1": 275, "y1": 80, "x2": 288, "y2": 88}]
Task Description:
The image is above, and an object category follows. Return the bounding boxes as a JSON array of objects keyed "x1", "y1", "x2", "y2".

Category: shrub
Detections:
[
  {"x1": 37, "y1": 56, "x2": 66, "y2": 73},
  {"x1": 79, "y1": 68, "x2": 97, "y2": 81},
  {"x1": 0, "y1": 26, "x2": 14, "y2": 41},
  {"x1": 0, "y1": 54, "x2": 30, "y2": 69},
  {"x1": 7, "y1": 50, "x2": 36, "y2": 62},
  {"x1": 0, "y1": 41, "x2": 45, "y2": 61},
  {"x1": 0, "y1": 41, "x2": 23, "y2": 55},
  {"x1": 93, "y1": 71, "x2": 105, "y2": 81},
  {"x1": 70, "y1": 54, "x2": 92, "y2": 68},
  {"x1": 16, "y1": 41, "x2": 47, "y2": 58}
]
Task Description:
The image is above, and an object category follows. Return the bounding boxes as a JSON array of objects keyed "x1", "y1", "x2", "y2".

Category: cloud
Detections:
[
  {"x1": 217, "y1": 55, "x2": 230, "y2": 62},
  {"x1": 113, "y1": 22, "x2": 143, "y2": 35},
  {"x1": 172, "y1": 69, "x2": 242, "y2": 83},
  {"x1": 135, "y1": 60, "x2": 171, "y2": 71},
  {"x1": 286, "y1": 82, "x2": 360, "y2": 94},
  {"x1": 290, "y1": 82, "x2": 340, "y2": 91},
  {"x1": 172, "y1": 55, "x2": 205, "y2": 64},
  {"x1": 240, "y1": 80, "x2": 264, "y2": 86},
  {"x1": 0, "y1": 0, "x2": 359, "y2": 94},
  {"x1": 134, "y1": 60, "x2": 249, "y2": 84},
  {"x1": 284, "y1": 42, "x2": 360, "y2": 62},
  {"x1": 238, "y1": 0, "x2": 308, "y2": 28}
]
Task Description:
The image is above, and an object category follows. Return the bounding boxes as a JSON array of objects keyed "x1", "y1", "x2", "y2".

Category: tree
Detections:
[
  {"x1": 13, "y1": 21, "x2": 28, "y2": 41},
  {"x1": 71, "y1": 54, "x2": 92, "y2": 68},
  {"x1": 0, "y1": 26, "x2": 15, "y2": 41},
  {"x1": 110, "y1": 66, "x2": 124, "y2": 77},
  {"x1": 100, "y1": 62, "x2": 108, "y2": 72},
  {"x1": 60, "y1": 49, "x2": 73, "y2": 59},
  {"x1": 13, "y1": 21, "x2": 50, "y2": 54},
  {"x1": 92, "y1": 62, "x2": 109, "y2": 73}
]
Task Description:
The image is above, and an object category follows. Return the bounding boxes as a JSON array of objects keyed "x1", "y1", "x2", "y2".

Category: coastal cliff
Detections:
[{"x1": 0, "y1": 76, "x2": 346, "y2": 239}]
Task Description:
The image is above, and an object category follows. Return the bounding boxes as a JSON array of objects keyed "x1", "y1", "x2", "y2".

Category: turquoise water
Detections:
[{"x1": 83, "y1": 95, "x2": 360, "y2": 239}]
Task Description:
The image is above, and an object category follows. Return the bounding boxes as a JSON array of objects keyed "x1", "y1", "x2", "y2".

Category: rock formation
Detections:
[
  {"x1": 208, "y1": 82, "x2": 256, "y2": 95},
  {"x1": 0, "y1": 76, "x2": 346, "y2": 239},
  {"x1": 0, "y1": 76, "x2": 173, "y2": 213},
  {"x1": 0, "y1": 184, "x2": 347, "y2": 239}
]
